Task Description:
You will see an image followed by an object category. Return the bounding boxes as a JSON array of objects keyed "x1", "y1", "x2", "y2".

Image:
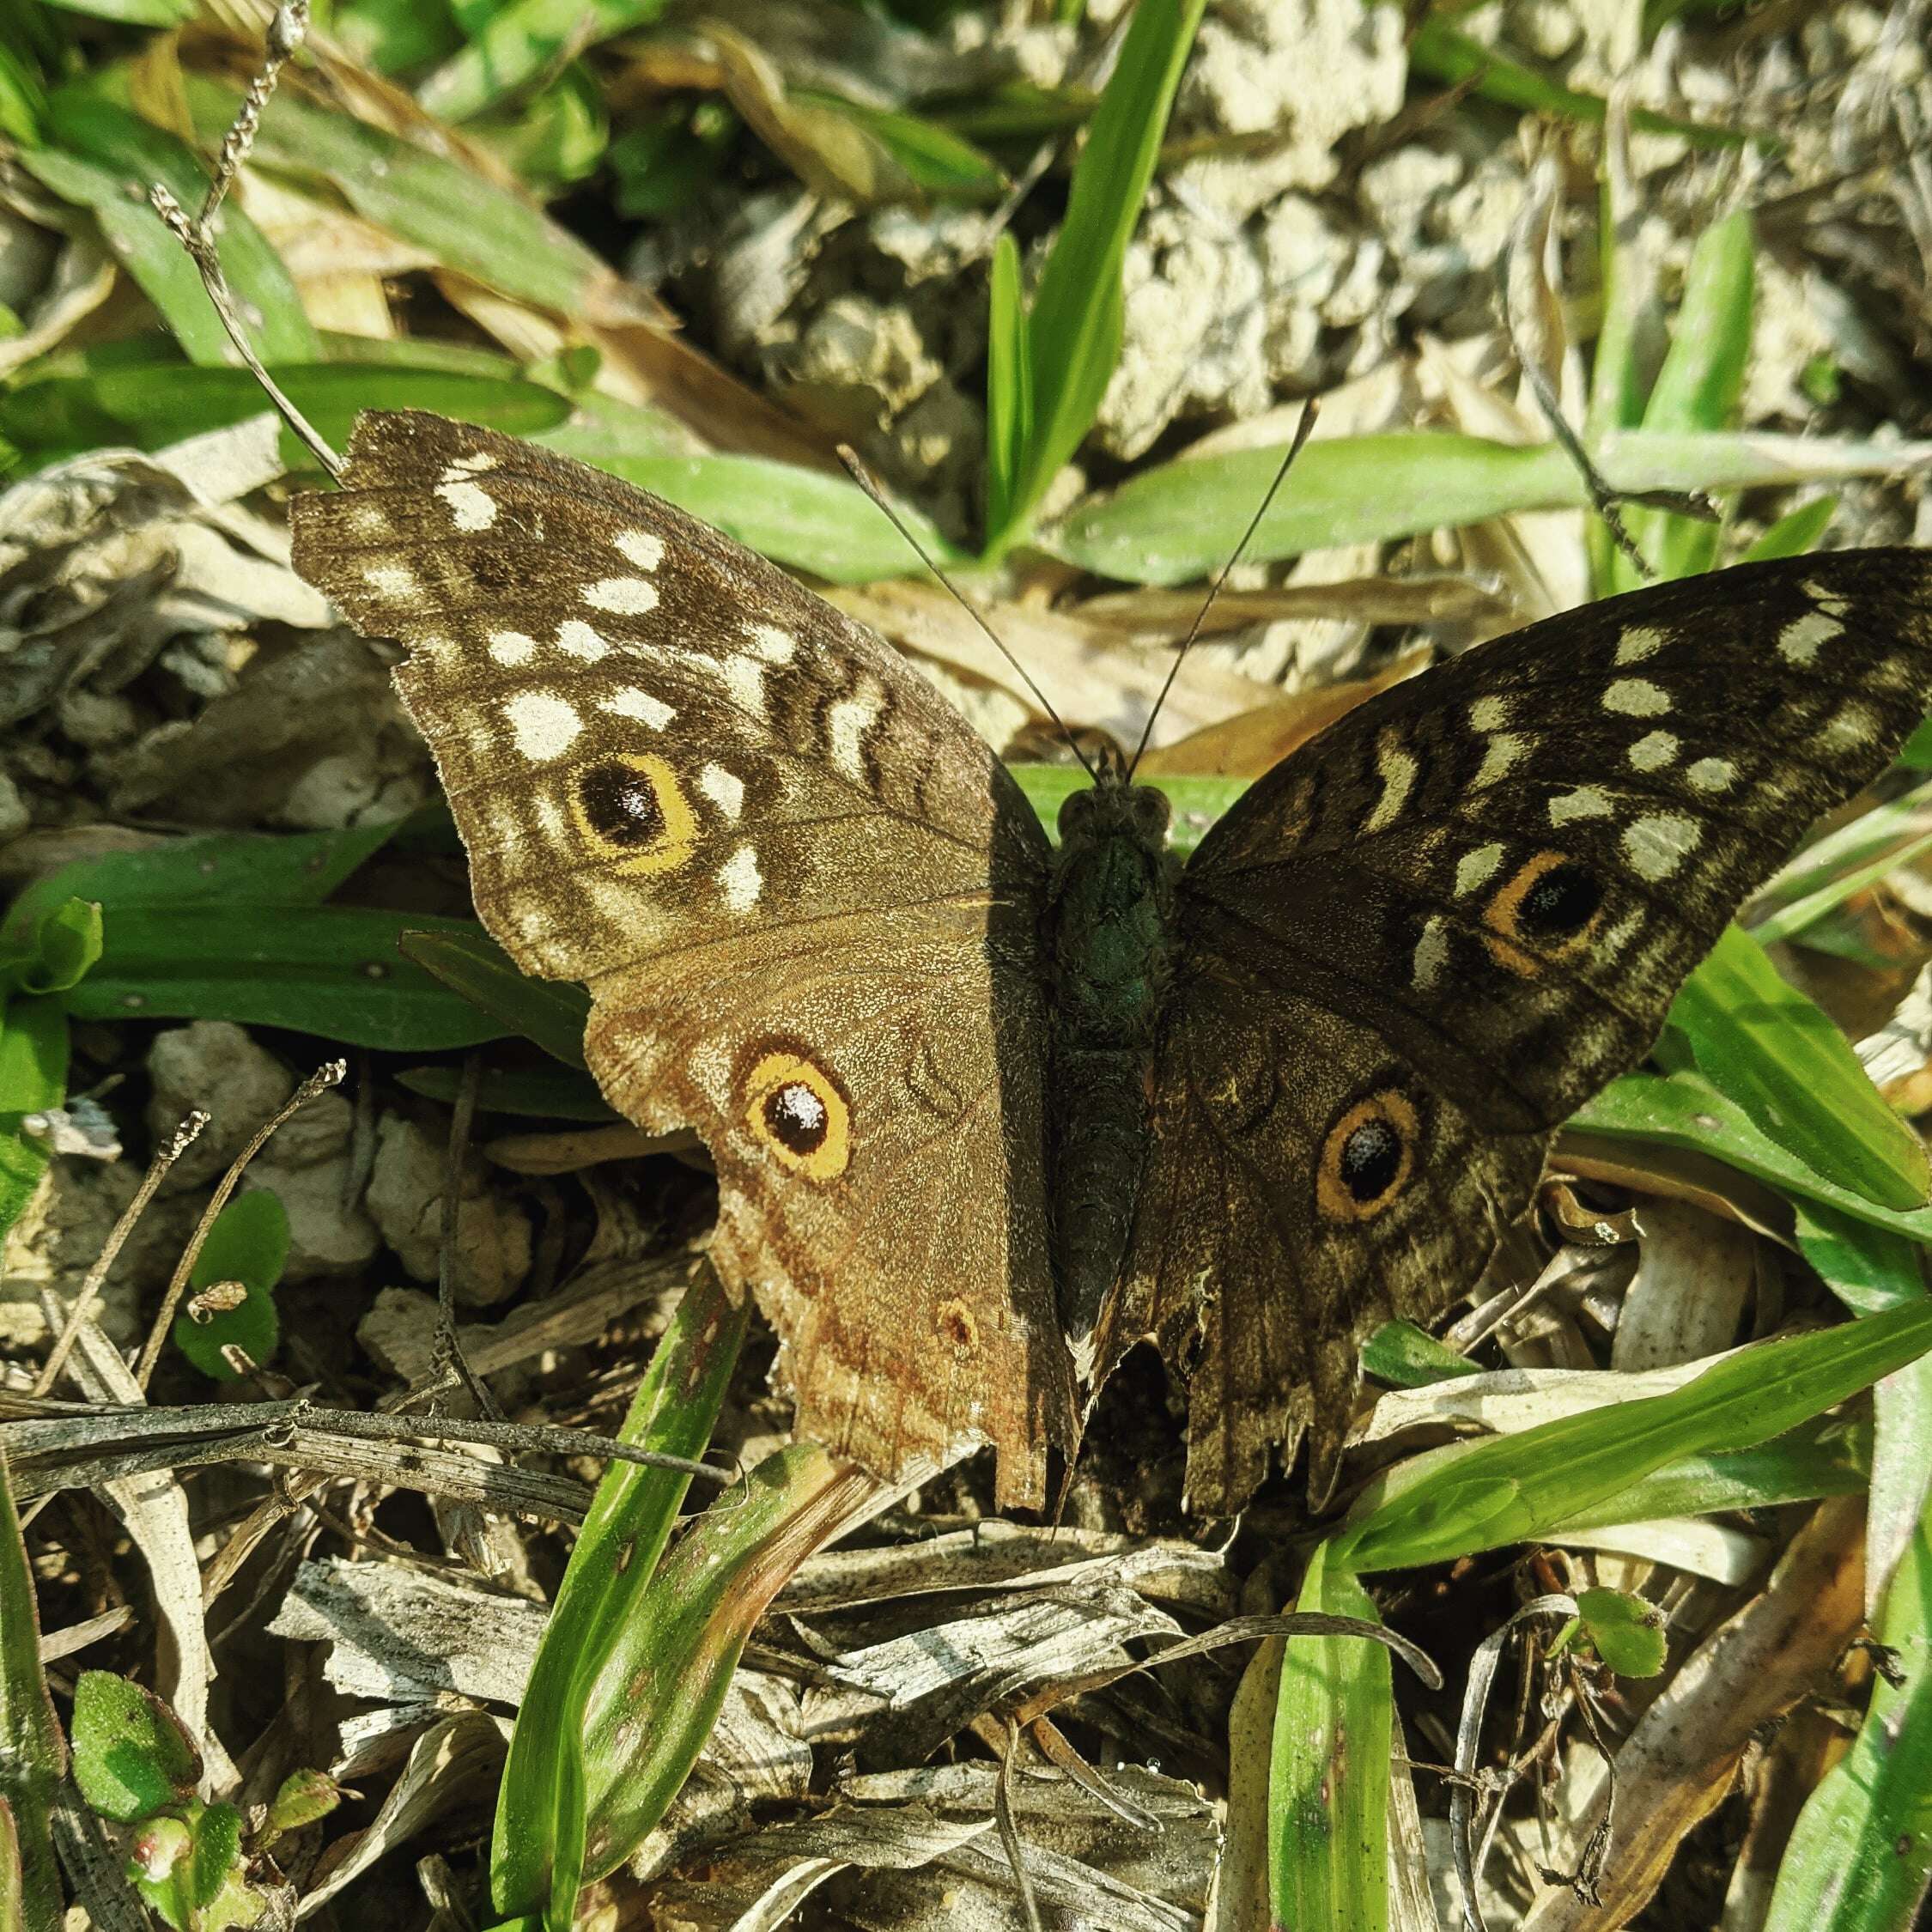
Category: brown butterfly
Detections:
[{"x1": 293, "y1": 410, "x2": 1932, "y2": 1511}]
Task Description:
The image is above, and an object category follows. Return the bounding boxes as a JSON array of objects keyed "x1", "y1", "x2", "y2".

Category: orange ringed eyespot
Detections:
[
  {"x1": 742, "y1": 1049, "x2": 851, "y2": 1182},
  {"x1": 568, "y1": 752, "x2": 696, "y2": 874},
  {"x1": 1316, "y1": 1088, "x2": 1419, "y2": 1223}
]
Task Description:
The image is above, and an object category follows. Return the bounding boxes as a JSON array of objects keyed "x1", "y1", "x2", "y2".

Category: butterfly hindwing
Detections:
[
  {"x1": 1100, "y1": 549, "x2": 1932, "y2": 1511},
  {"x1": 291, "y1": 410, "x2": 1073, "y2": 1507}
]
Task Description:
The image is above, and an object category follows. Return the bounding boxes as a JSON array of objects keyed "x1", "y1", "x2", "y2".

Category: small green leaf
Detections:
[
  {"x1": 70, "y1": 1674, "x2": 200, "y2": 1826},
  {"x1": 172, "y1": 1190, "x2": 289, "y2": 1382},
  {"x1": 186, "y1": 1802, "x2": 243, "y2": 1912},
  {"x1": 1360, "y1": 1321, "x2": 1480, "y2": 1388},
  {"x1": 0, "y1": 995, "x2": 69, "y2": 1241},
  {"x1": 265, "y1": 1769, "x2": 343, "y2": 1836},
  {"x1": 1574, "y1": 1587, "x2": 1668, "y2": 1677}
]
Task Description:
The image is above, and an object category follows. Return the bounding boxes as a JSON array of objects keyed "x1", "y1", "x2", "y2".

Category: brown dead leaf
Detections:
[{"x1": 1137, "y1": 650, "x2": 1428, "y2": 779}]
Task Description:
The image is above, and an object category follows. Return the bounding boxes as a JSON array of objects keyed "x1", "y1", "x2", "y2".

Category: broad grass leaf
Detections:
[
  {"x1": 173, "y1": 1189, "x2": 289, "y2": 1382},
  {"x1": 1662, "y1": 926, "x2": 1929, "y2": 1213}
]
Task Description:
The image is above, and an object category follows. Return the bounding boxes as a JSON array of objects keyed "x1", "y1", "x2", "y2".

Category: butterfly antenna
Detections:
[
  {"x1": 1124, "y1": 399, "x2": 1320, "y2": 781},
  {"x1": 838, "y1": 447, "x2": 1097, "y2": 782}
]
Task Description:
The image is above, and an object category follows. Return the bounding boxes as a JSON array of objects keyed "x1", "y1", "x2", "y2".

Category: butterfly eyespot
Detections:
[
  {"x1": 1482, "y1": 851, "x2": 1604, "y2": 972},
  {"x1": 742, "y1": 1048, "x2": 851, "y2": 1182},
  {"x1": 568, "y1": 753, "x2": 697, "y2": 875},
  {"x1": 1315, "y1": 1089, "x2": 1419, "y2": 1223}
]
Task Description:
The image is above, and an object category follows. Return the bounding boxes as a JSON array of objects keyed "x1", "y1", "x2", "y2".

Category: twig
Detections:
[
  {"x1": 133, "y1": 1061, "x2": 347, "y2": 1389},
  {"x1": 429, "y1": 1051, "x2": 504, "y2": 1421},
  {"x1": 147, "y1": 0, "x2": 343, "y2": 482},
  {"x1": 34, "y1": 1110, "x2": 209, "y2": 1397}
]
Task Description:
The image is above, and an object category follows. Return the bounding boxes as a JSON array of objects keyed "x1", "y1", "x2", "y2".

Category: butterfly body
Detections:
[
  {"x1": 1042, "y1": 769, "x2": 1176, "y2": 1359},
  {"x1": 292, "y1": 410, "x2": 1932, "y2": 1516}
]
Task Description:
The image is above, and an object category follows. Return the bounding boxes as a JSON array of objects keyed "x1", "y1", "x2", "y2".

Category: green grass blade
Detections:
[
  {"x1": 577, "y1": 1444, "x2": 878, "y2": 1886},
  {"x1": 1615, "y1": 210, "x2": 1755, "y2": 591},
  {"x1": 1573, "y1": 1066, "x2": 1932, "y2": 1247},
  {"x1": 398, "y1": 929, "x2": 591, "y2": 1068},
  {"x1": 3, "y1": 825, "x2": 404, "y2": 940},
  {"x1": 1048, "y1": 426, "x2": 1932, "y2": 584},
  {"x1": 1795, "y1": 1206, "x2": 1932, "y2": 1619},
  {"x1": 1410, "y1": 16, "x2": 1754, "y2": 150},
  {"x1": 1662, "y1": 926, "x2": 1929, "y2": 1212},
  {"x1": 27, "y1": 88, "x2": 319, "y2": 367},
  {"x1": 983, "y1": 230, "x2": 1030, "y2": 541},
  {"x1": 1760, "y1": 1505, "x2": 1932, "y2": 1931},
  {"x1": 0, "y1": 1453, "x2": 64, "y2": 1932},
  {"x1": 490, "y1": 1267, "x2": 747, "y2": 1919},
  {"x1": 573, "y1": 453, "x2": 963, "y2": 582},
  {"x1": 984, "y1": 0, "x2": 1207, "y2": 552},
  {"x1": 1269, "y1": 1542, "x2": 1390, "y2": 1932},
  {"x1": 183, "y1": 79, "x2": 623, "y2": 320},
  {"x1": 419, "y1": 0, "x2": 667, "y2": 123},
  {"x1": 1333, "y1": 1298, "x2": 1932, "y2": 1577},
  {"x1": 64, "y1": 907, "x2": 507, "y2": 1051},
  {"x1": 1739, "y1": 495, "x2": 1837, "y2": 562}
]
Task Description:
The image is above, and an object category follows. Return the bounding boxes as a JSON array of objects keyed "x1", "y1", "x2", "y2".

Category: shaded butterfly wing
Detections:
[
  {"x1": 290, "y1": 410, "x2": 1073, "y2": 1508},
  {"x1": 1099, "y1": 548, "x2": 1932, "y2": 1512}
]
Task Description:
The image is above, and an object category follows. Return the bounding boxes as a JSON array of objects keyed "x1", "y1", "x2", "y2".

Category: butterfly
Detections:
[{"x1": 291, "y1": 410, "x2": 1932, "y2": 1514}]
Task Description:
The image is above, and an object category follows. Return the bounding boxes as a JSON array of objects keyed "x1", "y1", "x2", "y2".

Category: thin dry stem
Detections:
[
  {"x1": 134, "y1": 1060, "x2": 347, "y2": 1389},
  {"x1": 34, "y1": 1109, "x2": 210, "y2": 1397}
]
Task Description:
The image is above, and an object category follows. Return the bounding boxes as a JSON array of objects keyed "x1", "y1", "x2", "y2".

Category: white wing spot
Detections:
[
  {"x1": 719, "y1": 656, "x2": 768, "y2": 717},
  {"x1": 1599, "y1": 908, "x2": 1645, "y2": 959},
  {"x1": 1819, "y1": 701, "x2": 1880, "y2": 753},
  {"x1": 750, "y1": 624, "x2": 798, "y2": 665},
  {"x1": 447, "y1": 451, "x2": 500, "y2": 475},
  {"x1": 504, "y1": 691, "x2": 582, "y2": 762},
  {"x1": 1777, "y1": 609, "x2": 1841, "y2": 666},
  {"x1": 1473, "y1": 732, "x2": 1527, "y2": 788},
  {"x1": 615, "y1": 529, "x2": 664, "y2": 572},
  {"x1": 1628, "y1": 730, "x2": 1678, "y2": 773},
  {"x1": 1623, "y1": 812, "x2": 1701, "y2": 882},
  {"x1": 362, "y1": 562, "x2": 420, "y2": 602},
  {"x1": 1470, "y1": 696, "x2": 1512, "y2": 732},
  {"x1": 601, "y1": 687, "x2": 674, "y2": 730},
  {"x1": 1455, "y1": 843, "x2": 1504, "y2": 896},
  {"x1": 343, "y1": 501, "x2": 392, "y2": 540},
  {"x1": 828, "y1": 689, "x2": 882, "y2": 781},
  {"x1": 719, "y1": 843, "x2": 762, "y2": 913},
  {"x1": 1363, "y1": 733, "x2": 1418, "y2": 835},
  {"x1": 535, "y1": 795, "x2": 564, "y2": 838},
  {"x1": 699, "y1": 763, "x2": 744, "y2": 820},
  {"x1": 556, "y1": 620, "x2": 612, "y2": 662},
  {"x1": 1413, "y1": 914, "x2": 1450, "y2": 990},
  {"x1": 1615, "y1": 626, "x2": 1666, "y2": 665},
  {"x1": 585, "y1": 576, "x2": 660, "y2": 616},
  {"x1": 488, "y1": 629, "x2": 538, "y2": 667},
  {"x1": 1605, "y1": 678, "x2": 1671, "y2": 717},
  {"x1": 1551, "y1": 785, "x2": 1616, "y2": 825},
  {"x1": 1686, "y1": 756, "x2": 1736, "y2": 793},
  {"x1": 435, "y1": 479, "x2": 498, "y2": 532},
  {"x1": 1804, "y1": 583, "x2": 1851, "y2": 622}
]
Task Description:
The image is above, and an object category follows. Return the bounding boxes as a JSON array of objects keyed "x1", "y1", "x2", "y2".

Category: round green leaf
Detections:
[
  {"x1": 1576, "y1": 1587, "x2": 1668, "y2": 1678},
  {"x1": 172, "y1": 1188, "x2": 287, "y2": 1381},
  {"x1": 70, "y1": 1673, "x2": 200, "y2": 1824}
]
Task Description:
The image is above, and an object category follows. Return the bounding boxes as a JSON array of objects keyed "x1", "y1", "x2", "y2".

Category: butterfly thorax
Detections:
[{"x1": 1045, "y1": 773, "x2": 1178, "y2": 1366}]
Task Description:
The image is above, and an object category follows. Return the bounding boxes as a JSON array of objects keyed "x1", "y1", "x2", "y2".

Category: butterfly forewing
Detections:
[
  {"x1": 291, "y1": 410, "x2": 1073, "y2": 1508},
  {"x1": 1104, "y1": 549, "x2": 1932, "y2": 1512}
]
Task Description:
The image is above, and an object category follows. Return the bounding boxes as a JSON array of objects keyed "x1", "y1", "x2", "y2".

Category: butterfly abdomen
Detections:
[{"x1": 1045, "y1": 779, "x2": 1179, "y2": 1364}]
